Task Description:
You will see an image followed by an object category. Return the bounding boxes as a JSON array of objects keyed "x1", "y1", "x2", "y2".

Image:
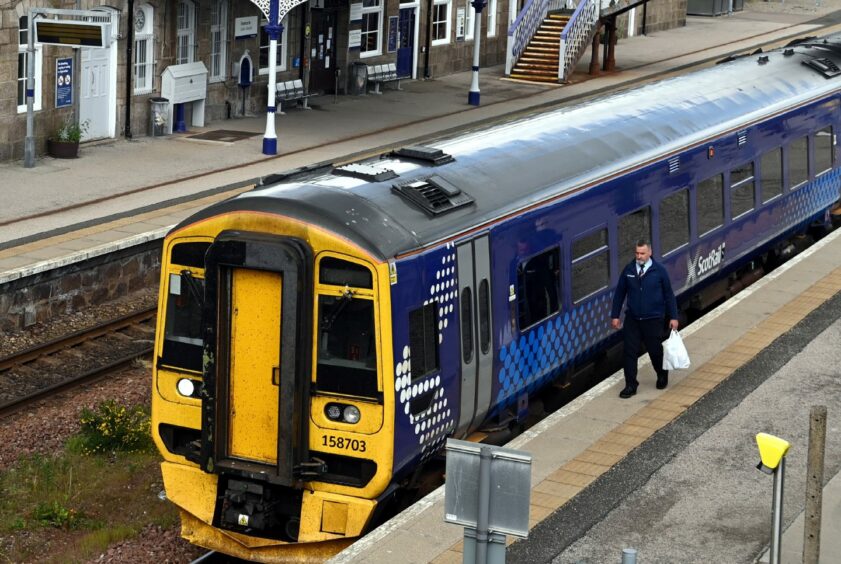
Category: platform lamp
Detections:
[
  {"x1": 468, "y1": 0, "x2": 487, "y2": 106},
  {"x1": 262, "y1": 0, "x2": 282, "y2": 155},
  {"x1": 755, "y1": 432, "x2": 791, "y2": 564}
]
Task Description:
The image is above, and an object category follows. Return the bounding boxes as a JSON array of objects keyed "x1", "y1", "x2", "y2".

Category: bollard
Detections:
[
  {"x1": 755, "y1": 433, "x2": 791, "y2": 564},
  {"x1": 621, "y1": 547, "x2": 637, "y2": 564}
]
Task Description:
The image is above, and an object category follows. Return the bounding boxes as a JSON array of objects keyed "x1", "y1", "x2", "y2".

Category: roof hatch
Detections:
[
  {"x1": 392, "y1": 175, "x2": 474, "y2": 216},
  {"x1": 802, "y1": 57, "x2": 841, "y2": 78},
  {"x1": 392, "y1": 145, "x2": 455, "y2": 166},
  {"x1": 333, "y1": 162, "x2": 398, "y2": 182}
]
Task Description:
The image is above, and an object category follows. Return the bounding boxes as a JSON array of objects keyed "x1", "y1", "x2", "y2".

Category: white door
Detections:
[{"x1": 80, "y1": 47, "x2": 111, "y2": 140}]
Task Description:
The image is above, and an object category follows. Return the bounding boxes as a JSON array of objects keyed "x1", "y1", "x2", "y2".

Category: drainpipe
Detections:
[
  {"x1": 125, "y1": 0, "x2": 134, "y2": 138},
  {"x1": 423, "y1": 0, "x2": 433, "y2": 78}
]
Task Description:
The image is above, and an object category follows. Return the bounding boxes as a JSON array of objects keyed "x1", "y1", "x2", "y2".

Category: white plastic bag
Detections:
[{"x1": 663, "y1": 330, "x2": 690, "y2": 371}]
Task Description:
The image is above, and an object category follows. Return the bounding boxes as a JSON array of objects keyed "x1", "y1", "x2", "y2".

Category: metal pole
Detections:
[
  {"x1": 262, "y1": 0, "x2": 281, "y2": 155},
  {"x1": 621, "y1": 548, "x2": 637, "y2": 564},
  {"x1": 467, "y1": 0, "x2": 484, "y2": 106},
  {"x1": 475, "y1": 446, "x2": 492, "y2": 564},
  {"x1": 803, "y1": 406, "x2": 827, "y2": 564},
  {"x1": 125, "y1": 0, "x2": 134, "y2": 139},
  {"x1": 770, "y1": 457, "x2": 785, "y2": 564},
  {"x1": 24, "y1": 10, "x2": 37, "y2": 168}
]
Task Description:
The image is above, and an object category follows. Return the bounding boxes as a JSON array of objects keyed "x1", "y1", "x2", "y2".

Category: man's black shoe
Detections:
[
  {"x1": 656, "y1": 374, "x2": 668, "y2": 390},
  {"x1": 619, "y1": 386, "x2": 637, "y2": 399}
]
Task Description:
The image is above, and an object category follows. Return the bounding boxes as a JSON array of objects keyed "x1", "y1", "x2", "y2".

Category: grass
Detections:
[{"x1": 0, "y1": 403, "x2": 182, "y2": 563}]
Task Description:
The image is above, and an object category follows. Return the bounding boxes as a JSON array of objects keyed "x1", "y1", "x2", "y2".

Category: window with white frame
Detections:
[
  {"x1": 361, "y1": 0, "x2": 382, "y2": 57},
  {"x1": 176, "y1": 0, "x2": 197, "y2": 64},
  {"x1": 465, "y1": 1, "x2": 475, "y2": 41},
  {"x1": 17, "y1": 16, "x2": 43, "y2": 113},
  {"x1": 487, "y1": 0, "x2": 497, "y2": 37},
  {"x1": 134, "y1": 4, "x2": 155, "y2": 94},
  {"x1": 210, "y1": 0, "x2": 228, "y2": 81},
  {"x1": 432, "y1": 0, "x2": 451, "y2": 45},
  {"x1": 259, "y1": 17, "x2": 288, "y2": 74}
]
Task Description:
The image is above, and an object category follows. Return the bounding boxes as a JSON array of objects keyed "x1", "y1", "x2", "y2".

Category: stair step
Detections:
[
  {"x1": 516, "y1": 59, "x2": 559, "y2": 67},
  {"x1": 509, "y1": 73, "x2": 559, "y2": 83},
  {"x1": 511, "y1": 67, "x2": 557, "y2": 76},
  {"x1": 524, "y1": 46, "x2": 559, "y2": 53}
]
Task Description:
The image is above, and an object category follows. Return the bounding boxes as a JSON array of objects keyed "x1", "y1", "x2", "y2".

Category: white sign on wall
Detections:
[
  {"x1": 349, "y1": 29, "x2": 362, "y2": 48},
  {"x1": 235, "y1": 16, "x2": 258, "y2": 39},
  {"x1": 456, "y1": 8, "x2": 466, "y2": 39},
  {"x1": 350, "y1": 3, "x2": 363, "y2": 22}
]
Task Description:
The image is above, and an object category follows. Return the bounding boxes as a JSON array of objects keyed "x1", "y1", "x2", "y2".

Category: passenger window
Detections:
[
  {"x1": 659, "y1": 188, "x2": 689, "y2": 254},
  {"x1": 730, "y1": 162, "x2": 755, "y2": 219},
  {"x1": 761, "y1": 148, "x2": 783, "y2": 202},
  {"x1": 789, "y1": 137, "x2": 809, "y2": 189},
  {"x1": 460, "y1": 287, "x2": 473, "y2": 364},
  {"x1": 409, "y1": 302, "x2": 439, "y2": 380},
  {"x1": 697, "y1": 174, "x2": 724, "y2": 236},
  {"x1": 571, "y1": 228, "x2": 609, "y2": 303},
  {"x1": 319, "y1": 256, "x2": 373, "y2": 288},
  {"x1": 815, "y1": 126, "x2": 834, "y2": 175},
  {"x1": 617, "y1": 207, "x2": 651, "y2": 266},
  {"x1": 517, "y1": 247, "x2": 560, "y2": 329},
  {"x1": 316, "y1": 294, "x2": 378, "y2": 397}
]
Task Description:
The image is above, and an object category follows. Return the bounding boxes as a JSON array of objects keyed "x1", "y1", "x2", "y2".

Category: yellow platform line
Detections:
[{"x1": 430, "y1": 264, "x2": 841, "y2": 564}]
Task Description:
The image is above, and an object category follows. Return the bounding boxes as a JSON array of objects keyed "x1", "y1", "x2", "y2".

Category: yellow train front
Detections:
[{"x1": 151, "y1": 184, "x2": 400, "y2": 561}]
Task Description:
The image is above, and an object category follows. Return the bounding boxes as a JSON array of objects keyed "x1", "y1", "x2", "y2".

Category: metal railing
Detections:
[
  {"x1": 505, "y1": 0, "x2": 570, "y2": 76},
  {"x1": 558, "y1": 0, "x2": 599, "y2": 82}
]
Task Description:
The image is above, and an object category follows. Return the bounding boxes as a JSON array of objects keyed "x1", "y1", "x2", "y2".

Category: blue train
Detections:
[{"x1": 151, "y1": 35, "x2": 841, "y2": 561}]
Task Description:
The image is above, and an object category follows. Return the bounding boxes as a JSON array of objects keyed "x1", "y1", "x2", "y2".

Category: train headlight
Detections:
[
  {"x1": 343, "y1": 405, "x2": 361, "y2": 424},
  {"x1": 325, "y1": 403, "x2": 343, "y2": 421},
  {"x1": 177, "y1": 378, "x2": 195, "y2": 397}
]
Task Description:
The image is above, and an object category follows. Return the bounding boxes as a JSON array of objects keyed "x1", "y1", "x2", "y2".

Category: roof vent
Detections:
[
  {"x1": 783, "y1": 49, "x2": 795, "y2": 57},
  {"x1": 737, "y1": 130, "x2": 747, "y2": 147},
  {"x1": 333, "y1": 163, "x2": 398, "y2": 182},
  {"x1": 393, "y1": 145, "x2": 455, "y2": 166},
  {"x1": 757, "y1": 55, "x2": 769, "y2": 65},
  {"x1": 392, "y1": 175, "x2": 474, "y2": 216},
  {"x1": 668, "y1": 156, "x2": 680, "y2": 175},
  {"x1": 803, "y1": 57, "x2": 841, "y2": 78}
]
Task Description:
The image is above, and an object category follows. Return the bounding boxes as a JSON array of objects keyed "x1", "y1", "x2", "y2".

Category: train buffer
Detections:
[
  {"x1": 367, "y1": 63, "x2": 403, "y2": 94},
  {"x1": 275, "y1": 79, "x2": 316, "y2": 113}
]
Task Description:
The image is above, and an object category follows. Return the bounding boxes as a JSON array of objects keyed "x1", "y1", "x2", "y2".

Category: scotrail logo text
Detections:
[{"x1": 686, "y1": 242, "x2": 726, "y2": 286}]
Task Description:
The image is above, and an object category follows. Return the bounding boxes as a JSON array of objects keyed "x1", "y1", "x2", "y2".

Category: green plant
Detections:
[
  {"x1": 75, "y1": 400, "x2": 154, "y2": 455},
  {"x1": 33, "y1": 500, "x2": 79, "y2": 529},
  {"x1": 52, "y1": 117, "x2": 89, "y2": 143}
]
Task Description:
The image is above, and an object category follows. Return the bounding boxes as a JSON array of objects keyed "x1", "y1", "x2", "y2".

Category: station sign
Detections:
[{"x1": 35, "y1": 20, "x2": 111, "y2": 48}]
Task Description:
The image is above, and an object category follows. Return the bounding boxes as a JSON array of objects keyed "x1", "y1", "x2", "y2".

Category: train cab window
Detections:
[
  {"x1": 517, "y1": 247, "x2": 560, "y2": 328},
  {"x1": 617, "y1": 207, "x2": 651, "y2": 265},
  {"x1": 815, "y1": 126, "x2": 834, "y2": 176},
  {"x1": 730, "y1": 162, "x2": 755, "y2": 219},
  {"x1": 316, "y1": 294, "x2": 378, "y2": 398},
  {"x1": 162, "y1": 272, "x2": 205, "y2": 373},
  {"x1": 659, "y1": 188, "x2": 689, "y2": 254},
  {"x1": 761, "y1": 148, "x2": 783, "y2": 202},
  {"x1": 697, "y1": 174, "x2": 724, "y2": 236},
  {"x1": 788, "y1": 137, "x2": 809, "y2": 189},
  {"x1": 571, "y1": 228, "x2": 608, "y2": 303},
  {"x1": 319, "y1": 257, "x2": 373, "y2": 288},
  {"x1": 409, "y1": 303, "x2": 439, "y2": 380}
]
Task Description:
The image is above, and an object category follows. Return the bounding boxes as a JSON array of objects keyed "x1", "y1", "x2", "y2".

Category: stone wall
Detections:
[{"x1": 0, "y1": 241, "x2": 162, "y2": 333}]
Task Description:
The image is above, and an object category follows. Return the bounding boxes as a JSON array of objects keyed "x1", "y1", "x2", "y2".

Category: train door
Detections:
[{"x1": 455, "y1": 236, "x2": 493, "y2": 437}]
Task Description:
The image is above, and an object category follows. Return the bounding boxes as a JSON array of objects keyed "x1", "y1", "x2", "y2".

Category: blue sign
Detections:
[{"x1": 55, "y1": 57, "x2": 72, "y2": 108}]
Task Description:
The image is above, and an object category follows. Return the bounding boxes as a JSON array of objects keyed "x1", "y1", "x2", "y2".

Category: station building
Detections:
[{"x1": 0, "y1": 0, "x2": 685, "y2": 162}]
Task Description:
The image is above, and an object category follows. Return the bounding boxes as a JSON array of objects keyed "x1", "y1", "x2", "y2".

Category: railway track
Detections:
[{"x1": 0, "y1": 306, "x2": 157, "y2": 419}]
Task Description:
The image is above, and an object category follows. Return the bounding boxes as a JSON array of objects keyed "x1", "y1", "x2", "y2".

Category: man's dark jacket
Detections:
[{"x1": 610, "y1": 260, "x2": 679, "y2": 320}]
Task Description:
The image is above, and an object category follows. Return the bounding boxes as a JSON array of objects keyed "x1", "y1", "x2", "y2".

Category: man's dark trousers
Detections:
[{"x1": 622, "y1": 314, "x2": 668, "y2": 389}]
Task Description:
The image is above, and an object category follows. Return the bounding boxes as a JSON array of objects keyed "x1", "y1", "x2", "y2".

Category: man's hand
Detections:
[
  {"x1": 669, "y1": 319, "x2": 679, "y2": 330},
  {"x1": 611, "y1": 318, "x2": 621, "y2": 330}
]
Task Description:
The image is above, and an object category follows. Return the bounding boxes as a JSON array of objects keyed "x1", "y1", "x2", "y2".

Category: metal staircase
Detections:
[{"x1": 510, "y1": 14, "x2": 569, "y2": 83}]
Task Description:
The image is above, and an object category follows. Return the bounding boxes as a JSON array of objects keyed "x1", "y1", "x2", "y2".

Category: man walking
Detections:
[{"x1": 610, "y1": 240, "x2": 679, "y2": 398}]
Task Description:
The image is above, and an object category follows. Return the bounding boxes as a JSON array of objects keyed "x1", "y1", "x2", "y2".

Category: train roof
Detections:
[{"x1": 176, "y1": 34, "x2": 841, "y2": 261}]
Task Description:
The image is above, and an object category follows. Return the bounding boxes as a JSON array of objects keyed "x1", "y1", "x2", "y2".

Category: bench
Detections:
[
  {"x1": 366, "y1": 63, "x2": 403, "y2": 94},
  {"x1": 275, "y1": 79, "x2": 316, "y2": 114}
]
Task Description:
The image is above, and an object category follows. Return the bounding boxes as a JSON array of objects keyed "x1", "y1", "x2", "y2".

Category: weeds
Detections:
[{"x1": 74, "y1": 400, "x2": 155, "y2": 454}]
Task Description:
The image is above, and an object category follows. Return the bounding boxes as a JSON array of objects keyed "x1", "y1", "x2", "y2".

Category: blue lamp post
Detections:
[
  {"x1": 468, "y1": 0, "x2": 486, "y2": 106},
  {"x1": 262, "y1": 0, "x2": 282, "y2": 155}
]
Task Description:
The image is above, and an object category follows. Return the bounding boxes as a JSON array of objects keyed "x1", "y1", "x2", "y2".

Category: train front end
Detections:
[{"x1": 150, "y1": 207, "x2": 395, "y2": 561}]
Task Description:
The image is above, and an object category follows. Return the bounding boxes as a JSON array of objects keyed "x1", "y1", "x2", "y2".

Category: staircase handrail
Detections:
[
  {"x1": 558, "y1": 0, "x2": 599, "y2": 82},
  {"x1": 505, "y1": 0, "x2": 551, "y2": 75}
]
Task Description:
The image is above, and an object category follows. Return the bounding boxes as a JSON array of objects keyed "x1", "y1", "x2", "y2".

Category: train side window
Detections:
[
  {"x1": 409, "y1": 302, "x2": 439, "y2": 380},
  {"x1": 659, "y1": 188, "x2": 689, "y2": 254},
  {"x1": 761, "y1": 148, "x2": 783, "y2": 202},
  {"x1": 478, "y1": 279, "x2": 491, "y2": 355},
  {"x1": 815, "y1": 126, "x2": 834, "y2": 176},
  {"x1": 617, "y1": 207, "x2": 651, "y2": 266},
  {"x1": 316, "y1": 295, "x2": 378, "y2": 398},
  {"x1": 571, "y1": 228, "x2": 609, "y2": 303},
  {"x1": 789, "y1": 136, "x2": 809, "y2": 189},
  {"x1": 319, "y1": 256, "x2": 373, "y2": 289},
  {"x1": 730, "y1": 162, "x2": 755, "y2": 219},
  {"x1": 697, "y1": 174, "x2": 724, "y2": 236},
  {"x1": 171, "y1": 242, "x2": 211, "y2": 268},
  {"x1": 460, "y1": 287, "x2": 473, "y2": 364},
  {"x1": 517, "y1": 247, "x2": 560, "y2": 328}
]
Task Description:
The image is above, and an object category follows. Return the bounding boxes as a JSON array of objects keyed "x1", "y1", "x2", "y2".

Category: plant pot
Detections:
[{"x1": 47, "y1": 139, "x2": 79, "y2": 159}]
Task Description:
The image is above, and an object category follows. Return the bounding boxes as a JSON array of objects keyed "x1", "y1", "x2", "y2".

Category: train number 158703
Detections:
[{"x1": 321, "y1": 434, "x2": 366, "y2": 452}]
